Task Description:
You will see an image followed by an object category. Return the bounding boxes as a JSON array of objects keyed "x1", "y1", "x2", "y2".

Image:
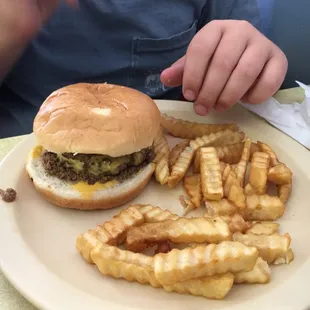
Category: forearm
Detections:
[{"x1": 0, "y1": 30, "x2": 31, "y2": 82}]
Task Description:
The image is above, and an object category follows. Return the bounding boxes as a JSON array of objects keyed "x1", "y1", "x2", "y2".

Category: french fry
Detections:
[
  {"x1": 153, "y1": 241, "x2": 259, "y2": 286},
  {"x1": 76, "y1": 230, "x2": 99, "y2": 264},
  {"x1": 183, "y1": 174, "x2": 202, "y2": 208},
  {"x1": 76, "y1": 206, "x2": 144, "y2": 263},
  {"x1": 190, "y1": 130, "x2": 245, "y2": 151},
  {"x1": 135, "y1": 204, "x2": 179, "y2": 223},
  {"x1": 234, "y1": 257, "x2": 271, "y2": 284},
  {"x1": 92, "y1": 243, "x2": 234, "y2": 299},
  {"x1": 233, "y1": 232, "x2": 291, "y2": 264},
  {"x1": 168, "y1": 145, "x2": 194, "y2": 188},
  {"x1": 274, "y1": 248, "x2": 295, "y2": 265},
  {"x1": 163, "y1": 273, "x2": 234, "y2": 300},
  {"x1": 153, "y1": 130, "x2": 170, "y2": 185},
  {"x1": 267, "y1": 163, "x2": 293, "y2": 185},
  {"x1": 234, "y1": 138, "x2": 252, "y2": 186},
  {"x1": 220, "y1": 213, "x2": 251, "y2": 234},
  {"x1": 228, "y1": 183, "x2": 246, "y2": 209},
  {"x1": 243, "y1": 194, "x2": 285, "y2": 221},
  {"x1": 223, "y1": 170, "x2": 246, "y2": 209},
  {"x1": 179, "y1": 195, "x2": 196, "y2": 215},
  {"x1": 257, "y1": 141, "x2": 279, "y2": 167},
  {"x1": 212, "y1": 142, "x2": 261, "y2": 165},
  {"x1": 222, "y1": 164, "x2": 232, "y2": 183},
  {"x1": 205, "y1": 199, "x2": 237, "y2": 217},
  {"x1": 200, "y1": 147, "x2": 223, "y2": 201},
  {"x1": 245, "y1": 152, "x2": 270, "y2": 195},
  {"x1": 125, "y1": 217, "x2": 231, "y2": 252},
  {"x1": 193, "y1": 148, "x2": 201, "y2": 173},
  {"x1": 160, "y1": 113, "x2": 239, "y2": 139},
  {"x1": 215, "y1": 142, "x2": 245, "y2": 164},
  {"x1": 169, "y1": 139, "x2": 190, "y2": 169},
  {"x1": 278, "y1": 183, "x2": 292, "y2": 204},
  {"x1": 91, "y1": 243, "x2": 161, "y2": 288},
  {"x1": 245, "y1": 221, "x2": 279, "y2": 235},
  {"x1": 168, "y1": 130, "x2": 244, "y2": 188}
]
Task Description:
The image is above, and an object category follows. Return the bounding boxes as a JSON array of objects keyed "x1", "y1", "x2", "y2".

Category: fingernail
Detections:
[
  {"x1": 184, "y1": 90, "x2": 196, "y2": 102},
  {"x1": 194, "y1": 104, "x2": 210, "y2": 116}
]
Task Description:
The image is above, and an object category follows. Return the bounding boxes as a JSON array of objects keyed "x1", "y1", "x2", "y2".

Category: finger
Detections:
[
  {"x1": 194, "y1": 29, "x2": 248, "y2": 112},
  {"x1": 182, "y1": 21, "x2": 223, "y2": 102},
  {"x1": 160, "y1": 57, "x2": 185, "y2": 87},
  {"x1": 214, "y1": 44, "x2": 270, "y2": 111},
  {"x1": 242, "y1": 50, "x2": 288, "y2": 104},
  {"x1": 37, "y1": 0, "x2": 59, "y2": 21}
]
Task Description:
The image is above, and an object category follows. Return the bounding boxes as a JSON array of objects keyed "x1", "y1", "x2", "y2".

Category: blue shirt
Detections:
[{"x1": 0, "y1": 0, "x2": 261, "y2": 137}]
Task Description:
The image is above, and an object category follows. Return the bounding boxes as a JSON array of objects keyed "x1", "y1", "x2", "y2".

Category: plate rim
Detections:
[{"x1": 0, "y1": 99, "x2": 310, "y2": 310}]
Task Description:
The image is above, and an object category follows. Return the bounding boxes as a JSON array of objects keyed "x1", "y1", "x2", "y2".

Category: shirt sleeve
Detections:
[{"x1": 198, "y1": 0, "x2": 262, "y2": 32}]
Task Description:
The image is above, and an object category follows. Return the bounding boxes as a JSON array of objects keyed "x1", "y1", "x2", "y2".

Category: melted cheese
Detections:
[
  {"x1": 30, "y1": 145, "x2": 44, "y2": 160},
  {"x1": 71, "y1": 180, "x2": 118, "y2": 199}
]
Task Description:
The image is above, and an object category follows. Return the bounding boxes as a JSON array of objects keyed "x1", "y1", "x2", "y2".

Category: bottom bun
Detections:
[{"x1": 26, "y1": 154, "x2": 155, "y2": 210}]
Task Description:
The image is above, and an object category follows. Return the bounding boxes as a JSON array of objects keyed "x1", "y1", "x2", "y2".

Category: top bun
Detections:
[{"x1": 33, "y1": 83, "x2": 161, "y2": 157}]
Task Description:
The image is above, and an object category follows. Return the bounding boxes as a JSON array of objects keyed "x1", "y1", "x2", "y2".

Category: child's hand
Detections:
[{"x1": 160, "y1": 20, "x2": 288, "y2": 116}]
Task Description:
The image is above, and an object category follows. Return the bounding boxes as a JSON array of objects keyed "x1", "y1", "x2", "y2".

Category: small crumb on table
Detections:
[{"x1": 0, "y1": 188, "x2": 17, "y2": 203}]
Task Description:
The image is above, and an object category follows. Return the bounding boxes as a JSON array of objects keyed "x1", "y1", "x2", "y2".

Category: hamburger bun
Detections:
[
  {"x1": 27, "y1": 83, "x2": 161, "y2": 210},
  {"x1": 26, "y1": 148, "x2": 155, "y2": 210},
  {"x1": 33, "y1": 83, "x2": 161, "y2": 156}
]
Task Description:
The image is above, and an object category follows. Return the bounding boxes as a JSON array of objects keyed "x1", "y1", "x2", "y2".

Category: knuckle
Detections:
[
  {"x1": 214, "y1": 56, "x2": 235, "y2": 72},
  {"x1": 239, "y1": 62, "x2": 261, "y2": 80},
  {"x1": 208, "y1": 20, "x2": 222, "y2": 28},
  {"x1": 195, "y1": 93, "x2": 214, "y2": 108},
  {"x1": 237, "y1": 20, "x2": 253, "y2": 30}
]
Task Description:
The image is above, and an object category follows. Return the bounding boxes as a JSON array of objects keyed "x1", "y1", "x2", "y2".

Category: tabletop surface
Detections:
[{"x1": 0, "y1": 85, "x2": 306, "y2": 310}]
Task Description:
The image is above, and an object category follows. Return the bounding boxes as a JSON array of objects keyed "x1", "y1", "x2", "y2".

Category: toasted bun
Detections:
[
  {"x1": 33, "y1": 83, "x2": 161, "y2": 157},
  {"x1": 26, "y1": 148, "x2": 155, "y2": 210}
]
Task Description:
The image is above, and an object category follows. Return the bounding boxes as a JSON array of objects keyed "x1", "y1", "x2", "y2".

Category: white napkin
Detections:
[{"x1": 241, "y1": 81, "x2": 310, "y2": 149}]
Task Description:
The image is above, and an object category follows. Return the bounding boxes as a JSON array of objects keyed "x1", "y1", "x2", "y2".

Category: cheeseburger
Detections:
[{"x1": 26, "y1": 83, "x2": 161, "y2": 210}]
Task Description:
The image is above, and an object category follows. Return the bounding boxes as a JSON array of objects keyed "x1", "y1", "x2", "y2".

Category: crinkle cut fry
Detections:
[
  {"x1": 194, "y1": 142, "x2": 260, "y2": 173},
  {"x1": 153, "y1": 129, "x2": 170, "y2": 185},
  {"x1": 153, "y1": 241, "x2": 258, "y2": 286},
  {"x1": 134, "y1": 204, "x2": 179, "y2": 223},
  {"x1": 200, "y1": 147, "x2": 223, "y2": 201},
  {"x1": 234, "y1": 137, "x2": 252, "y2": 186},
  {"x1": 245, "y1": 152, "x2": 270, "y2": 195},
  {"x1": 169, "y1": 139, "x2": 190, "y2": 169},
  {"x1": 183, "y1": 174, "x2": 202, "y2": 208},
  {"x1": 245, "y1": 221, "x2": 279, "y2": 235},
  {"x1": 76, "y1": 206, "x2": 144, "y2": 263},
  {"x1": 168, "y1": 130, "x2": 245, "y2": 188},
  {"x1": 233, "y1": 232, "x2": 291, "y2": 264},
  {"x1": 278, "y1": 183, "x2": 292, "y2": 204},
  {"x1": 234, "y1": 257, "x2": 270, "y2": 284},
  {"x1": 205, "y1": 198, "x2": 238, "y2": 217},
  {"x1": 91, "y1": 243, "x2": 161, "y2": 287},
  {"x1": 91, "y1": 243, "x2": 234, "y2": 299},
  {"x1": 160, "y1": 113, "x2": 239, "y2": 139},
  {"x1": 257, "y1": 141, "x2": 279, "y2": 167},
  {"x1": 243, "y1": 194, "x2": 285, "y2": 221},
  {"x1": 268, "y1": 163, "x2": 293, "y2": 185},
  {"x1": 125, "y1": 217, "x2": 231, "y2": 252},
  {"x1": 163, "y1": 273, "x2": 234, "y2": 300},
  {"x1": 223, "y1": 170, "x2": 246, "y2": 209}
]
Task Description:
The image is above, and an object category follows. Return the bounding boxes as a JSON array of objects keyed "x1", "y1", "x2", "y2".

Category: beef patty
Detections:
[{"x1": 42, "y1": 147, "x2": 155, "y2": 185}]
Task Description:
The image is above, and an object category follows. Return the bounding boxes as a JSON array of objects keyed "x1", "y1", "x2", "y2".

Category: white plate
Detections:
[{"x1": 1, "y1": 100, "x2": 310, "y2": 310}]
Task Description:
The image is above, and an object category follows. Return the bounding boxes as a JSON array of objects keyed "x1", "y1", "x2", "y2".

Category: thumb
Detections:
[{"x1": 160, "y1": 56, "x2": 185, "y2": 87}]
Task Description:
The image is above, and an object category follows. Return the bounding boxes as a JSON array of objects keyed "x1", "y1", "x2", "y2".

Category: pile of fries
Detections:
[{"x1": 76, "y1": 114, "x2": 294, "y2": 300}]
